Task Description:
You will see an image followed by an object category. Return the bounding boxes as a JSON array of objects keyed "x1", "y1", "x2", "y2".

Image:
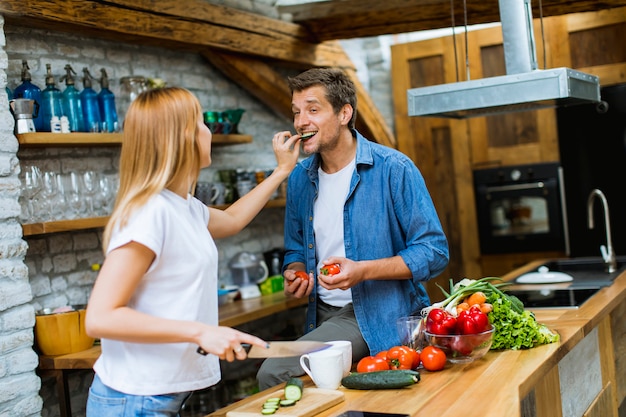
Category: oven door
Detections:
[{"x1": 475, "y1": 177, "x2": 567, "y2": 254}]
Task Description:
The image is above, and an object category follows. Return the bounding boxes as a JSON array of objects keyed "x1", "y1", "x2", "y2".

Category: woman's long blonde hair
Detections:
[{"x1": 102, "y1": 87, "x2": 203, "y2": 251}]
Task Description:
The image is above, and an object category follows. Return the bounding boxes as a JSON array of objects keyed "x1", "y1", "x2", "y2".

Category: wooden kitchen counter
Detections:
[
  {"x1": 38, "y1": 291, "x2": 307, "y2": 417},
  {"x1": 208, "y1": 260, "x2": 626, "y2": 417}
]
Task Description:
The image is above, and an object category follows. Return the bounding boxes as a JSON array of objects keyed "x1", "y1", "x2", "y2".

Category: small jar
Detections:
[{"x1": 120, "y1": 76, "x2": 148, "y2": 102}]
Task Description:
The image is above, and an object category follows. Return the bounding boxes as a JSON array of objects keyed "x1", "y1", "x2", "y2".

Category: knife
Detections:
[{"x1": 196, "y1": 340, "x2": 330, "y2": 358}]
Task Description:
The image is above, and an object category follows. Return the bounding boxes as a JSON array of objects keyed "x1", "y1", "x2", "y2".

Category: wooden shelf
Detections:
[
  {"x1": 17, "y1": 133, "x2": 252, "y2": 146},
  {"x1": 22, "y1": 199, "x2": 286, "y2": 236}
]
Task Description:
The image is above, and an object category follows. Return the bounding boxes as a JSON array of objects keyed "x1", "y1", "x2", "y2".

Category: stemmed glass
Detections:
[
  {"x1": 64, "y1": 172, "x2": 84, "y2": 219},
  {"x1": 20, "y1": 165, "x2": 42, "y2": 223},
  {"x1": 82, "y1": 171, "x2": 100, "y2": 216},
  {"x1": 97, "y1": 174, "x2": 115, "y2": 215},
  {"x1": 41, "y1": 171, "x2": 61, "y2": 221}
]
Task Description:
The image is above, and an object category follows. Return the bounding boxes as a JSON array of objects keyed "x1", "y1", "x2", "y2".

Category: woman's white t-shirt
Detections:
[{"x1": 93, "y1": 189, "x2": 220, "y2": 395}]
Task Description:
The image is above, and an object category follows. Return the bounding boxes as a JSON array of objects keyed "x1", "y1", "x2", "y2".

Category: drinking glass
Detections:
[
  {"x1": 41, "y1": 171, "x2": 61, "y2": 221},
  {"x1": 396, "y1": 315, "x2": 425, "y2": 351},
  {"x1": 82, "y1": 171, "x2": 100, "y2": 216},
  {"x1": 20, "y1": 165, "x2": 42, "y2": 223},
  {"x1": 64, "y1": 172, "x2": 84, "y2": 219}
]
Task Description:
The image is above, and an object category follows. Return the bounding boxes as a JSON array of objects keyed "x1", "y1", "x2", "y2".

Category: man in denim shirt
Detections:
[{"x1": 257, "y1": 68, "x2": 449, "y2": 390}]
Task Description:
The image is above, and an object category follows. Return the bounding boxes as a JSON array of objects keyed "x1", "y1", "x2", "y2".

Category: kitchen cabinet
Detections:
[{"x1": 17, "y1": 132, "x2": 276, "y2": 237}]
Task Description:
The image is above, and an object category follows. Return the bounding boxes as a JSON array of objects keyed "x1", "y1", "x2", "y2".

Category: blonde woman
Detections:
[{"x1": 85, "y1": 87, "x2": 301, "y2": 416}]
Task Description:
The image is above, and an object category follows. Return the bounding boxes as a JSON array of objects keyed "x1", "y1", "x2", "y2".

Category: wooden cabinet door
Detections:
[{"x1": 391, "y1": 35, "x2": 481, "y2": 296}]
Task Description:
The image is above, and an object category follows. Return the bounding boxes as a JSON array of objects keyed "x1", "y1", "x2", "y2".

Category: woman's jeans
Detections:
[{"x1": 87, "y1": 374, "x2": 191, "y2": 417}]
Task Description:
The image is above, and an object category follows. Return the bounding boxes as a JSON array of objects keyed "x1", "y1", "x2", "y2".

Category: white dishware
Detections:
[
  {"x1": 299, "y1": 348, "x2": 343, "y2": 390},
  {"x1": 325, "y1": 340, "x2": 352, "y2": 377}
]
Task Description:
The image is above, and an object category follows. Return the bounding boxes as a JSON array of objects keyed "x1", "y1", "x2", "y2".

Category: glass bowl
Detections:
[{"x1": 423, "y1": 327, "x2": 494, "y2": 364}]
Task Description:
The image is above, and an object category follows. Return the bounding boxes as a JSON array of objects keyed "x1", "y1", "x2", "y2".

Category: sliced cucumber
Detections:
[
  {"x1": 261, "y1": 407, "x2": 277, "y2": 415},
  {"x1": 284, "y1": 377, "x2": 304, "y2": 401},
  {"x1": 279, "y1": 399, "x2": 297, "y2": 407}
]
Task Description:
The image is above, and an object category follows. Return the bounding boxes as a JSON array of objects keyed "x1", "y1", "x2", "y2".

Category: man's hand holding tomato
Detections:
[
  {"x1": 317, "y1": 257, "x2": 364, "y2": 291},
  {"x1": 283, "y1": 263, "x2": 313, "y2": 299}
]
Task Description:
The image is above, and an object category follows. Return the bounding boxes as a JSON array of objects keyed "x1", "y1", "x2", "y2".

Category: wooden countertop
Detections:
[
  {"x1": 208, "y1": 259, "x2": 626, "y2": 417},
  {"x1": 38, "y1": 291, "x2": 307, "y2": 371}
]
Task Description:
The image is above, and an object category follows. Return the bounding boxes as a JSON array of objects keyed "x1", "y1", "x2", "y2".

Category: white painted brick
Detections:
[
  {"x1": 51, "y1": 253, "x2": 77, "y2": 273},
  {"x1": 0, "y1": 280, "x2": 32, "y2": 311},
  {"x1": 27, "y1": 274, "x2": 50, "y2": 298},
  {"x1": 1, "y1": 304, "x2": 35, "y2": 332},
  {"x1": 0, "y1": 329, "x2": 34, "y2": 353},
  {"x1": 0, "y1": 261, "x2": 28, "y2": 281},
  {"x1": 0, "y1": 239, "x2": 28, "y2": 260},
  {"x1": 49, "y1": 275, "x2": 68, "y2": 292},
  {"x1": 6, "y1": 345, "x2": 38, "y2": 375}
]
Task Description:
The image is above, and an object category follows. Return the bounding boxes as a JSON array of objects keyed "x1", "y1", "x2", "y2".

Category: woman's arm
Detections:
[{"x1": 208, "y1": 132, "x2": 300, "y2": 239}]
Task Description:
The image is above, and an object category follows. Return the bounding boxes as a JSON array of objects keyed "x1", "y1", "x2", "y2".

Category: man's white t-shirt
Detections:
[
  {"x1": 314, "y1": 158, "x2": 355, "y2": 307},
  {"x1": 93, "y1": 189, "x2": 221, "y2": 395}
]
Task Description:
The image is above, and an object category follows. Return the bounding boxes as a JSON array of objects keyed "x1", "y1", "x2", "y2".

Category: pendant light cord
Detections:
[
  {"x1": 538, "y1": 0, "x2": 547, "y2": 69},
  {"x1": 463, "y1": 0, "x2": 470, "y2": 80},
  {"x1": 451, "y1": 0, "x2": 459, "y2": 82}
]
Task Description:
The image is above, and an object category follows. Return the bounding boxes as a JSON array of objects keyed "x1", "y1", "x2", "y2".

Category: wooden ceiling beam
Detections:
[
  {"x1": 280, "y1": 0, "x2": 626, "y2": 41},
  {"x1": 203, "y1": 51, "x2": 397, "y2": 148},
  {"x1": 0, "y1": 0, "x2": 352, "y2": 68}
]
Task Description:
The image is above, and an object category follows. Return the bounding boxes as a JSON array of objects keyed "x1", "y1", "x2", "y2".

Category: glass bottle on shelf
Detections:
[
  {"x1": 97, "y1": 69, "x2": 119, "y2": 133},
  {"x1": 39, "y1": 64, "x2": 64, "y2": 132},
  {"x1": 13, "y1": 60, "x2": 43, "y2": 131},
  {"x1": 60, "y1": 64, "x2": 85, "y2": 132},
  {"x1": 80, "y1": 68, "x2": 102, "y2": 133}
]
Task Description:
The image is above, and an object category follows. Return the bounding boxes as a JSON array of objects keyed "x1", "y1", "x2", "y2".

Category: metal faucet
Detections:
[{"x1": 587, "y1": 189, "x2": 617, "y2": 273}]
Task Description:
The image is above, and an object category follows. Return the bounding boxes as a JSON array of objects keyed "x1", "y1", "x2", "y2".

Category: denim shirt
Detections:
[{"x1": 283, "y1": 130, "x2": 449, "y2": 354}]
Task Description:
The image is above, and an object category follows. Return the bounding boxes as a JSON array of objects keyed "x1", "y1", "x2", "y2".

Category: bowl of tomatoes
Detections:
[
  {"x1": 423, "y1": 326, "x2": 494, "y2": 363},
  {"x1": 422, "y1": 306, "x2": 494, "y2": 364}
]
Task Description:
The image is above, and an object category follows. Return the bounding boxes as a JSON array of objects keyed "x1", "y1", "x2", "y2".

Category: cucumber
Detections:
[
  {"x1": 284, "y1": 377, "x2": 304, "y2": 401},
  {"x1": 341, "y1": 370, "x2": 420, "y2": 390},
  {"x1": 279, "y1": 399, "x2": 297, "y2": 407},
  {"x1": 261, "y1": 408, "x2": 277, "y2": 415}
]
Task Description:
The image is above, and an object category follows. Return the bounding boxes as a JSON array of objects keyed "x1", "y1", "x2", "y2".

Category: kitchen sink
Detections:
[{"x1": 514, "y1": 256, "x2": 626, "y2": 288}]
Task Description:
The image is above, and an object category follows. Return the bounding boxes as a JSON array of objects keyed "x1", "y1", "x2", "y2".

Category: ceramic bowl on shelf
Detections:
[{"x1": 423, "y1": 327, "x2": 494, "y2": 364}]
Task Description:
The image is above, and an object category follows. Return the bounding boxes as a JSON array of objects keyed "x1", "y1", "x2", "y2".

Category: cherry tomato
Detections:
[
  {"x1": 386, "y1": 346, "x2": 416, "y2": 370},
  {"x1": 294, "y1": 271, "x2": 309, "y2": 281},
  {"x1": 420, "y1": 346, "x2": 446, "y2": 371},
  {"x1": 375, "y1": 350, "x2": 388, "y2": 360},
  {"x1": 320, "y1": 264, "x2": 340, "y2": 276},
  {"x1": 356, "y1": 356, "x2": 390, "y2": 373}
]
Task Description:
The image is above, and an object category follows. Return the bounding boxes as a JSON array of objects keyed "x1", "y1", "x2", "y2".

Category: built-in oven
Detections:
[{"x1": 473, "y1": 162, "x2": 569, "y2": 254}]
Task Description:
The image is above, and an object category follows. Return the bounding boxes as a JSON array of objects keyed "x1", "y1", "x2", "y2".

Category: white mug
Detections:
[
  {"x1": 299, "y1": 348, "x2": 343, "y2": 389},
  {"x1": 325, "y1": 340, "x2": 352, "y2": 377}
]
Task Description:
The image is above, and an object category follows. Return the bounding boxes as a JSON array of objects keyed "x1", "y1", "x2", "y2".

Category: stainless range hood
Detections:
[{"x1": 407, "y1": 0, "x2": 601, "y2": 119}]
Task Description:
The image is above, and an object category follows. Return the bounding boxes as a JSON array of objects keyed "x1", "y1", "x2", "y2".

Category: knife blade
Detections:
[
  {"x1": 246, "y1": 341, "x2": 330, "y2": 358},
  {"x1": 196, "y1": 341, "x2": 330, "y2": 358}
]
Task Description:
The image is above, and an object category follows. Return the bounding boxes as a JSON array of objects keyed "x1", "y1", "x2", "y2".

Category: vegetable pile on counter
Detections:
[{"x1": 422, "y1": 277, "x2": 559, "y2": 350}]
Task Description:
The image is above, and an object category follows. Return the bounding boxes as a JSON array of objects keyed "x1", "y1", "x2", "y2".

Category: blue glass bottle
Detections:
[
  {"x1": 39, "y1": 64, "x2": 64, "y2": 132},
  {"x1": 60, "y1": 64, "x2": 85, "y2": 132},
  {"x1": 13, "y1": 60, "x2": 44, "y2": 131},
  {"x1": 97, "y1": 69, "x2": 118, "y2": 133},
  {"x1": 80, "y1": 68, "x2": 102, "y2": 132}
]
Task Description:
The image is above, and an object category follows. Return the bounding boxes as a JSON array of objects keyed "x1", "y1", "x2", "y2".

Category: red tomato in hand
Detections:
[
  {"x1": 320, "y1": 264, "x2": 340, "y2": 276},
  {"x1": 386, "y1": 346, "x2": 416, "y2": 370},
  {"x1": 294, "y1": 271, "x2": 309, "y2": 281},
  {"x1": 356, "y1": 356, "x2": 390, "y2": 373},
  {"x1": 420, "y1": 346, "x2": 446, "y2": 371}
]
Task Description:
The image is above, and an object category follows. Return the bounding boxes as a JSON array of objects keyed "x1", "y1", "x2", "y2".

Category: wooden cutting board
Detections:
[{"x1": 226, "y1": 387, "x2": 344, "y2": 417}]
